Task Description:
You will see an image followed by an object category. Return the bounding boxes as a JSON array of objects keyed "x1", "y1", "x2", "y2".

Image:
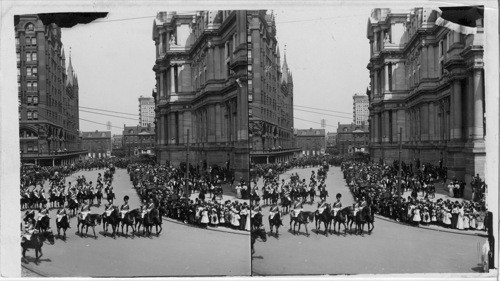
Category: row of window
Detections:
[
  {"x1": 16, "y1": 37, "x2": 37, "y2": 46},
  {"x1": 23, "y1": 110, "x2": 38, "y2": 120},
  {"x1": 17, "y1": 52, "x2": 37, "y2": 62}
]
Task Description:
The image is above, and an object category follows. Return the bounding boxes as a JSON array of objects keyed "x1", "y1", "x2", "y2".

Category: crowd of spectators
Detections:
[{"x1": 341, "y1": 160, "x2": 489, "y2": 231}]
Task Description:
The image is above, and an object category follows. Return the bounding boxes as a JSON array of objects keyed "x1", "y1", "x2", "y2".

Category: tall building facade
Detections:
[
  {"x1": 353, "y1": 94, "x2": 369, "y2": 125},
  {"x1": 152, "y1": 11, "x2": 250, "y2": 180},
  {"x1": 16, "y1": 15, "x2": 83, "y2": 166},
  {"x1": 367, "y1": 8, "x2": 485, "y2": 187},
  {"x1": 138, "y1": 96, "x2": 155, "y2": 127},
  {"x1": 123, "y1": 125, "x2": 155, "y2": 157},
  {"x1": 247, "y1": 10, "x2": 299, "y2": 164}
]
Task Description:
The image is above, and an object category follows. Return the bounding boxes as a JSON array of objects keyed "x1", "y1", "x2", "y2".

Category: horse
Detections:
[
  {"x1": 21, "y1": 230, "x2": 55, "y2": 261},
  {"x1": 308, "y1": 188, "x2": 316, "y2": 203},
  {"x1": 95, "y1": 189, "x2": 103, "y2": 207},
  {"x1": 121, "y1": 208, "x2": 139, "y2": 237},
  {"x1": 66, "y1": 198, "x2": 79, "y2": 217},
  {"x1": 106, "y1": 191, "x2": 115, "y2": 204},
  {"x1": 143, "y1": 208, "x2": 163, "y2": 237},
  {"x1": 252, "y1": 212, "x2": 263, "y2": 229},
  {"x1": 77, "y1": 214, "x2": 102, "y2": 238},
  {"x1": 35, "y1": 216, "x2": 50, "y2": 233},
  {"x1": 332, "y1": 206, "x2": 350, "y2": 235},
  {"x1": 355, "y1": 205, "x2": 371, "y2": 235},
  {"x1": 251, "y1": 227, "x2": 267, "y2": 255},
  {"x1": 55, "y1": 214, "x2": 70, "y2": 239},
  {"x1": 290, "y1": 211, "x2": 315, "y2": 236},
  {"x1": 280, "y1": 195, "x2": 291, "y2": 214},
  {"x1": 319, "y1": 189, "x2": 328, "y2": 202},
  {"x1": 268, "y1": 212, "x2": 283, "y2": 236},
  {"x1": 314, "y1": 204, "x2": 332, "y2": 236},
  {"x1": 102, "y1": 207, "x2": 120, "y2": 238}
]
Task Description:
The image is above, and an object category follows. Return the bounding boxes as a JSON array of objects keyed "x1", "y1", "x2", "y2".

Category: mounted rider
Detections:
[
  {"x1": 269, "y1": 204, "x2": 280, "y2": 219},
  {"x1": 79, "y1": 199, "x2": 91, "y2": 221},
  {"x1": 56, "y1": 207, "x2": 68, "y2": 222},
  {"x1": 120, "y1": 196, "x2": 130, "y2": 219},
  {"x1": 37, "y1": 205, "x2": 49, "y2": 221},
  {"x1": 317, "y1": 201, "x2": 328, "y2": 214},
  {"x1": 141, "y1": 198, "x2": 155, "y2": 219},
  {"x1": 332, "y1": 193, "x2": 342, "y2": 216},
  {"x1": 104, "y1": 202, "x2": 114, "y2": 217},
  {"x1": 291, "y1": 200, "x2": 303, "y2": 218},
  {"x1": 21, "y1": 219, "x2": 38, "y2": 243}
]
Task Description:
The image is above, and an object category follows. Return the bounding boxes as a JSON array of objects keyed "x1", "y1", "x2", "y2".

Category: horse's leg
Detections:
[
  {"x1": 22, "y1": 247, "x2": 27, "y2": 259},
  {"x1": 305, "y1": 223, "x2": 309, "y2": 236},
  {"x1": 92, "y1": 226, "x2": 97, "y2": 239}
]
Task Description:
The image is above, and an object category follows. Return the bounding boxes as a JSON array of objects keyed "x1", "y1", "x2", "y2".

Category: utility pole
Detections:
[
  {"x1": 397, "y1": 127, "x2": 402, "y2": 213},
  {"x1": 185, "y1": 129, "x2": 190, "y2": 198}
]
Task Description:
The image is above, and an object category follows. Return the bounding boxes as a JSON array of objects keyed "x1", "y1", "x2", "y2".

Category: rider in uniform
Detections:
[
  {"x1": 120, "y1": 196, "x2": 130, "y2": 219},
  {"x1": 141, "y1": 198, "x2": 155, "y2": 219},
  {"x1": 104, "y1": 202, "x2": 114, "y2": 217},
  {"x1": 317, "y1": 200, "x2": 328, "y2": 214},
  {"x1": 292, "y1": 200, "x2": 303, "y2": 218},
  {"x1": 37, "y1": 205, "x2": 49, "y2": 222},
  {"x1": 21, "y1": 219, "x2": 38, "y2": 243},
  {"x1": 269, "y1": 203, "x2": 280, "y2": 220},
  {"x1": 79, "y1": 199, "x2": 91, "y2": 221},
  {"x1": 332, "y1": 193, "x2": 342, "y2": 216}
]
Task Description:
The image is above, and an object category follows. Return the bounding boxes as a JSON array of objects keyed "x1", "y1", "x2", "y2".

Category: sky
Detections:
[{"x1": 59, "y1": 7, "x2": 375, "y2": 135}]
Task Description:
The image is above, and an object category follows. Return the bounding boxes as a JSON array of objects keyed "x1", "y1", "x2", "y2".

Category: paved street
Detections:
[
  {"x1": 251, "y1": 166, "x2": 488, "y2": 275},
  {"x1": 21, "y1": 169, "x2": 250, "y2": 277}
]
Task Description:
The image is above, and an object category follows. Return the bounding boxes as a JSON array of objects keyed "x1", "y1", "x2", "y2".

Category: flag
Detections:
[{"x1": 435, "y1": 6, "x2": 483, "y2": 35}]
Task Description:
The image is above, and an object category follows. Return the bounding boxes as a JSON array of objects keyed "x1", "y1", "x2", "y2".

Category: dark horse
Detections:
[
  {"x1": 290, "y1": 211, "x2": 315, "y2": 236},
  {"x1": 21, "y1": 230, "x2": 55, "y2": 261},
  {"x1": 55, "y1": 214, "x2": 70, "y2": 239},
  {"x1": 355, "y1": 206, "x2": 372, "y2": 235},
  {"x1": 77, "y1": 214, "x2": 102, "y2": 238},
  {"x1": 67, "y1": 198, "x2": 79, "y2": 217},
  {"x1": 365, "y1": 204, "x2": 377, "y2": 234},
  {"x1": 314, "y1": 204, "x2": 332, "y2": 236},
  {"x1": 102, "y1": 207, "x2": 120, "y2": 238},
  {"x1": 268, "y1": 212, "x2": 283, "y2": 236},
  {"x1": 121, "y1": 208, "x2": 139, "y2": 237},
  {"x1": 143, "y1": 208, "x2": 163, "y2": 237},
  {"x1": 251, "y1": 227, "x2": 267, "y2": 255},
  {"x1": 35, "y1": 216, "x2": 50, "y2": 233},
  {"x1": 332, "y1": 207, "x2": 350, "y2": 235},
  {"x1": 252, "y1": 212, "x2": 263, "y2": 229}
]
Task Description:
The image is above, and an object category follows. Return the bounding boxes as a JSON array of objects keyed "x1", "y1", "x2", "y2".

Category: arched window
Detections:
[{"x1": 26, "y1": 23, "x2": 34, "y2": 31}]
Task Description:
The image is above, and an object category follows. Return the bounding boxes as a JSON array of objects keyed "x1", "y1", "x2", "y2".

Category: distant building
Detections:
[
  {"x1": 353, "y1": 94, "x2": 369, "y2": 125},
  {"x1": 138, "y1": 96, "x2": 155, "y2": 127},
  {"x1": 336, "y1": 123, "x2": 369, "y2": 155},
  {"x1": 111, "y1": 134, "x2": 124, "y2": 157},
  {"x1": 326, "y1": 132, "x2": 337, "y2": 147},
  {"x1": 81, "y1": 130, "x2": 112, "y2": 158},
  {"x1": 16, "y1": 15, "x2": 84, "y2": 166},
  {"x1": 295, "y1": 128, "x2": 326, "y2": 156},
  {"x1": 122, "y1": 125, "x2": 155, "y2": 157},
  {"x1": 247, "y1": 10, "x2": 299, "y2": 164}
]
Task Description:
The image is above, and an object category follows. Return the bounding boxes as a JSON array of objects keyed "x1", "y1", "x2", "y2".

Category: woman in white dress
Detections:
[
  {"x1": 448, "y1": 182, "x2": 454, "y2": 197},
  {"x1": 235, "y1": 184, "x2": 242, "y2": 199},
  {"x1": 463, "y1": 211, "x2": 470, "y2": 230},
  {"x1": 200, "y1": 207, "x2": 209, "y2": 227},
  {"x1": 457, "y1": 205, "x2": 465, "y2": 230},
  {"x1": 231, "y1": 207, "x2": 240, "y2": 228},
  {"x1": 443, "y1": 208, "x2": 452, "y2": 228},
  {"x1": 412, "y1": 205, "x2": 422, "y2": 224},
  {"x1": 210, "y1": 207, "x2": 219, "y2": 226}
]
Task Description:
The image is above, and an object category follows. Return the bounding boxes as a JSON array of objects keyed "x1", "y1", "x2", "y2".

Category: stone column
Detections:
[
  {"x1": 428, "y1": 45, "x2": 435, "y2": 77},
  {"x1": 215, "y1": 103, "x2": 222, "y2": 142},
  {"x1": 421, "y1": 103, "x2": 429, "y2": 141},
  {"x1": 170, "y1": 66, "x2": 176, "y2": 94},
  {"x1": 472, "y1": 69, "x2": 484, "y2": 139},
  {"x1": 373, "y1": 114, "x2": 379, "y2": 143},
  {"x1": 451, "y1": 79, "x2": 462, "y2": 139},
  {"x1": 384, "y1": 63, "x2": 389, "y2": 92},
  {"x1": 373, "y1": 70, "x2": 378, "y2": 96},
  {"x1": 422, "y1": 46, "x2": 428, "y2": 79},
  {"x1": 466, "y1": 75, "x2": 474, "y2": 138},
  {"x1": 429, "y1": 102, "x2": 436, "y2": 141}
]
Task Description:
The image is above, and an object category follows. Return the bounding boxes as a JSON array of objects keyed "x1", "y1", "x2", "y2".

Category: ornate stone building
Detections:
[
  {"x1": 247, "y1": 11, "x2": 298, "y2": 164},
  {"x1": 152, "y1": 11, "x2": 249, "y2": 179},
  {"x1": 367, "y1": 8, "x2": 485, "y2": 187},
  {"x1": 16, "y1": 15, "x2": 84, "y2": 166}
]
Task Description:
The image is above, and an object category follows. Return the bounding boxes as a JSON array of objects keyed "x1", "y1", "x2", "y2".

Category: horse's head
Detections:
[{"x1": 94, "y1": 214, "x2": 102, "y2": 225}]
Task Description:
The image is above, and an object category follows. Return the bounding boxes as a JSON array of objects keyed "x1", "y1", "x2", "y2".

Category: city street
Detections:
[
  {"x1": 21, "y1": 169, "x2": 250, "y2": 277},
  {"x1": 251, "y1": 166, "x2": 488, "y2": 275}
]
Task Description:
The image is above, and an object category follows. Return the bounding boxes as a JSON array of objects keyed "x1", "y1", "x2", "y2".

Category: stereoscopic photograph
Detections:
[{"x1": 0, "y1": 1, "x2": 497, "y2": 279}]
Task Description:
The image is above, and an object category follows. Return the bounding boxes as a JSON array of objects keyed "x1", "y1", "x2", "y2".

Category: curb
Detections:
[
  {"x1": 21, "y1": 264, "x2": 47, "y2": 277},
  {"x1": 374, "y1": 214, "x2": 488, "y2": 237}
]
